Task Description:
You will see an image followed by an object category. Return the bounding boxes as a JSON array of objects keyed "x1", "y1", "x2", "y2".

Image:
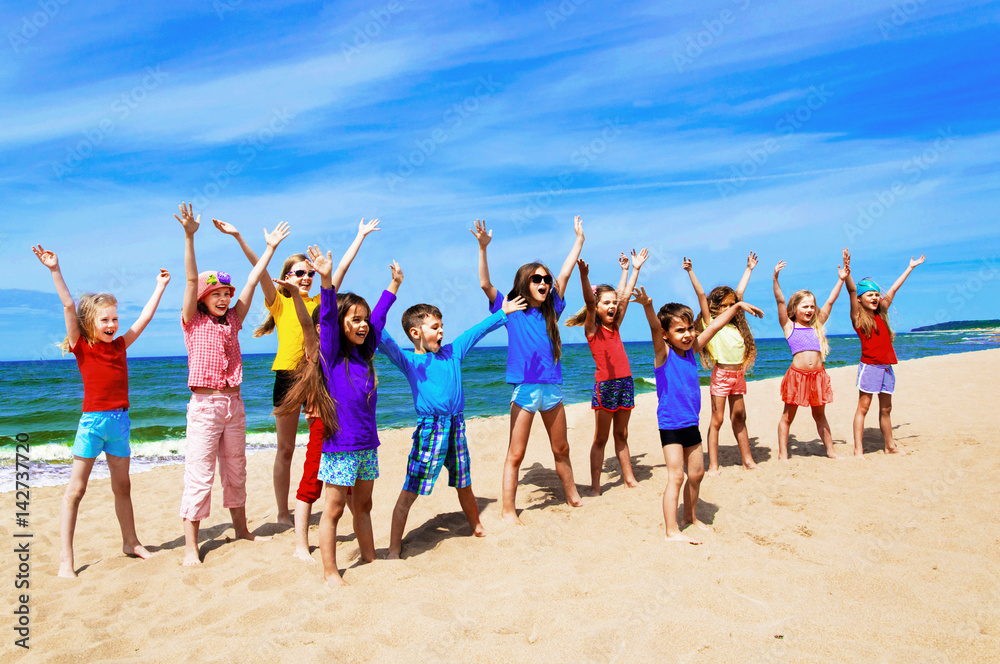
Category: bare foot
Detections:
[
  {"x1": 57, "y1": 561, "x2": 77, "y2": 578},
  {"x1": 590, "y1": 485, "x2": 602, "y2": 497},
  {"x1": 779, "y1": 455, "x2": 789, "y2": 462},
  {"x1": 741, "y1": 461, "x2": 759, "y2": 470},
  {"x1": 706, "y1": 468, "x2": 722, "y2": 477},
  {"x1": 501, "y1": 511, "x2": 524, "y2": 526},
  {"x1": 566, "y1": 492, "x2": 584, "y2": 508},
  {"x1": 292, "y1": 546, "x2": 315, "y2": 562},
  {"x1": 472, "y1": 523, "x2": 486, "y2": 538},
  {"x1": 123, "y1": 544, "x2": 153, "y2": 560},
  {"x1": 276, "y1": 512, "x2": 294, "y2": 526},
  {"x1": 325, "y1": 574, "x2": 348, "y2": 588},
  {"x1": 624, "y1": 478, "x2": 639, "y2": 488},
  {"x1": 885, "y1": 447, "x2": 907, "y2": 455},
  {"x1": 234, "y1": 530, "x2": 272, "y2": 542},
  {"x1": 826, "y1": 452, "x2": 843, "y2": 460},
  {"x1": 851, "y1": 452, "x2": 868, "y2": 460},
  {"x1": 359, "y1": 554, "x2": 375, "y2": 564},
  {"x1": 386, "y1": 551, "x2": 401, "y2": 560},
  {"x1": 665, "y1": 532, "x2": 702, "y2": 545},
  {"x1": 182, "y1": 549, "x2": 201, "y2": 567},
  {"x1": 682, "y1": 519, "x2": 714, "y2": 532}
]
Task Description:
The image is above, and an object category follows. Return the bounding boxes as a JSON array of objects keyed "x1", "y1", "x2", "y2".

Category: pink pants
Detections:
[{"x1": 180, "y1": 392, "x2": 248, "y2": 521}]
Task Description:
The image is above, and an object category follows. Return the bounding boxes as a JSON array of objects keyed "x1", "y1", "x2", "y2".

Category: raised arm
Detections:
[
  {"x1": 454, "y1": 296, "x2": 526, "y2": 360},
  {"x1": 883, "y1": 253, "x2": 925, "y2": 307},
  {"x1": 773, "y1": 261, "x2": 790, "y2": 332},
  {"x1": 616, "y1": 248, "x2": 647, "y2": 322},
  {"x1": 175, "y1": 202, "x2": 201, "y2": 325},
  {"x1": 683, "y1": 256, "x2": 711, "y2": 326},
  {"x1": 122, "y1": 269, "x2": 171, "y2": 348},
  {"x1": 364, "y1": 262, "x2": 401, "y2": 355},
  {"x1": 578, "y1": 259, "x2": 598, "y2": 338},
  {"x1": 235, "y1": 223, "x2": 289, "y2": 324},
  {"x1": 213, "y1": 218, "x2": 277, "y2": 306},
  {"x1": 694, "y1": 300, "x2": 764, "y2": 353},
  {"x1": 470, "y1": 218, "x2": 499, "y2": 305},
  {"x1": 615, "y1": 253, "x2": 629, "y2": 297},
  {"x1": 735, "y1": 251, "x2": 758, "y2": 300},
  {"x1": 818, "y1": 259, "x2": 848, "y2": 325},
  {"x1": 273, "y1": 276, "x2": 318, "y2": 359},
  {"x1": 332, "y1": 218, "x2": 380, "y2": 291},
  {"x1": 307, "y1": 245, "x2": 333, "y2": 290},
  {"x1": 631, "y1": 286, "x2": 668, "y2": 368},
  {"x1": 554, "y1": 215, "x2": 585, "y2": 297},
  {"x1": 843, "y1": 248, "x2": 860, "y2": 327},
  {"x1": 32, "y1": 245, "x2": 80, "y2": 348}
]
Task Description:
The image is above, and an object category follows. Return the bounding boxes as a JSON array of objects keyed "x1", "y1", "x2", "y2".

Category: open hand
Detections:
[
  {"x1": 358, "y1": 218, "x2": 381, "y2": 237},
  {"x1": 577, "y1": 258, "x2": 589, "y2": 277},
  {"x1": 910, "y1": 254, "x2": 926, "y2": 269},
  {"x1": 682, "y1": 256, "x2": 693, "y2": 272},
  {"x1": 31, "y1": 244, "x2": 58, "y2": 269},
  {"x1": 156, "y1": 268, "x2": 171, "y2": 286},
  {"x1": 618, "y1": 253, "x2": 629, "y2": 270},
  {"x1": 740, "y1": 302, "x2": 765, "y2": 318},
  {"x1": 631, "y1": 286, "x2": 652, "y2": 306},
  {"x1": 174, "y1": 202, "x2": 200, "y2": 235},
  {"x1": 838, "y1": 260, "x2": 850, "y2": 281},
  {"x1": 747, "y1": 252, "x2": 758, "y2": 270},
  {"x1": 212, "y1": 219, "x2": 240, "y2": 236},
  {"x1": 390, "y1": 260, "x2": 403, "y2": 286},
  {"x1": 774, "y1": 260, "x2": 786, "y2": 278},
  {"x1": 502, "y1": 295, "x2": 528, "y2": 315},
  {"x1": 307, "y1": 244, "x2": 333, "y2": 278},
  {"x1": 842, "y1": 248, "x2": 851, "y2": 271},
  {"x1": 470, "y1": 219, "x2": 492, "y2": 247},
  {"x1": 272, "y1": 277, "x2": 297, "y2": 293},
  {"x1": 265, "y1": 221, "x2": 290, "y2": 248},
  {"x1": 573, "y1": 215, "x2": 584, "y2": 240},
  {"x1": 632, "y1": 248, "x2": 649, "y2": 269}
]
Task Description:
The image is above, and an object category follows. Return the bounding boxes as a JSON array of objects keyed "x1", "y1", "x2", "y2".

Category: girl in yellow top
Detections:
[
  {"x1": 214, "y1": 216, "x2": 381, "y2": 525},
  {"x1": 683, "y1": 253, "x2": 760, "y2": 474}
]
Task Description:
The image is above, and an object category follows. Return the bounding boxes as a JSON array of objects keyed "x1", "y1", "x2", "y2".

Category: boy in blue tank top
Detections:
[{"x1": 632, "y1": 286, "x2": 764, "y2": 544}]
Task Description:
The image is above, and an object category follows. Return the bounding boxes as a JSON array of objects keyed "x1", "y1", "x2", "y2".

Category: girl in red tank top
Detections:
[
  {"x1": 843, "y1": 249, "x2": 925, "y2": 456},
  {"x1": 565, "y1": 249, "x2": 648, "y2": 496}
]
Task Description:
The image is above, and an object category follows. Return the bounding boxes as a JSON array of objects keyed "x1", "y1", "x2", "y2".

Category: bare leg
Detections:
[
  {"x1": 182, "y1": 519, "x2": 201, "y2": 566},
  {"x1": 878, "y1": 393, "x2": 902, "y2": 453},
  {"x1": 229, "y1": 506, "x2": 270, "y2": 541},
  {"x1": 351, "y1": 479, "x2": 376, "y2": 564},
  {"x1": 707, "y1": 395, "x2": 726, "y2": 475},
  {"x1": 589, "y1": 409, "x2": 614, "y2": 495},
  {"x1": 811, "y1": 405, "x2": 839, "y2": 459},
  {"x1": 680, "y1": 444, "x2": 711, "y2": 531},
  {"x1": 273, "y1": 409, "x2": 300, "y2": 525},
  {"x1": 105, "y1": 454, "x2": 151, "y2": 560},
  {"x1": 778, "y1": 404, "x2": 797, "y2": 461},
  {"x1": 661, "y1": 444, "x2": 700, "y2": 544},
  {"x1": 59, "y1": 456, "x2": 96, "y2": 578},
  {"x1": 456, "y1": 486, "x2": 486, "y2": 537},
  {"x1": 501, "y1": 404, "x2": 534, "y2": 525},
  {"x1": 388, "y1": 490, "x2": 418, "y2": 559},
  {"x1": 853, "y1": 391, "x2": 873, "y2": 457},
  {"x1": 539, "y1": 403, "x2": 583, "y2": 508},
  {"x1": 728, "y1": 395, "x2": 757, "y2": 470},
  {"x1": 319, "y1": 484, "x2": 349, "y2": 587},
  {"x1": 612, "y1": 408, "x2": 638, "y2": 488},
  {"x1": 293, "y1": 499, "x2": 315, "y2": 562}
]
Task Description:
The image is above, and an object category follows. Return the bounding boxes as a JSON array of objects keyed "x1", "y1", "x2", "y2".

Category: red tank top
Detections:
[
  {"x1": 855, "y1": 315, "x2": 897, "y2": 365},
  {"x1": 587, "y1": 325, "x2": 631, "y2": 382}
]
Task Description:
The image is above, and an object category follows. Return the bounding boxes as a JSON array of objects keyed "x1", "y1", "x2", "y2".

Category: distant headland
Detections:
[{"x1": 912, "y1": 319, "x2": 1000, "y2": 332}]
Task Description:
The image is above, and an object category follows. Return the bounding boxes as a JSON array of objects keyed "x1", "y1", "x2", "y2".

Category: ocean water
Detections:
[{"x1": 2, "y1": 328, "x2": 998, "y2": 488}]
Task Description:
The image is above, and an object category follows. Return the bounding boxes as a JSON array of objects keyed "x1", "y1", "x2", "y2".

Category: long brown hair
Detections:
[
  {"x1": 855, "y1": 283, "x2": 894, "y2": 342},
  {"x1": 509, "y1": 262, "x2": 562, "y2": 363},
  {"x1": 565, "y1": 284, "x2": 617, "y2": 328},
  {"x1": 254, "y1": 253, "x2": 308, "y2": 337},
  {"x1": 58, "y1": 292, "x2": 118, "y2": 353},
  {"x1": 274, "y1": 306, "x2": 339, "y2": 435},
  {"x1": 696, "y1": 285, "x2": 757, "y2": 371},
  {"x1": 787, "y1": 289, "x2": 830, "y2": 357}
]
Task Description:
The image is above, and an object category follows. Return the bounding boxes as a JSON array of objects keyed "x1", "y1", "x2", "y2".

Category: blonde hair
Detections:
[
  {"x1": 697, "y1": 285, "x2": 756, "y2": 372},
  {"x1": 787, "y1": 289, "x2": 829, "y2": 358},
  {"x1": 58, "y1": 293, "x2": 118, "y2": 354},
  {"x1": 565, "y1": 284, "x2": 618, "y2": 327},
  {"x1": 855, "y1": 289, "x2": 894, "y2": 342},
  {"x1": 254, "y1": 253, "x2": 308, "y2": 338}
]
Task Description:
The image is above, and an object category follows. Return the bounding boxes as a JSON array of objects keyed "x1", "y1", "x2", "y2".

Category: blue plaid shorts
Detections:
[{"x1": 403, "y1": 414, "x2": 471, "y2": 495}]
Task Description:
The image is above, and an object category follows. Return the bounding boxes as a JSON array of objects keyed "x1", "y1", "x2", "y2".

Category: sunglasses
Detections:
[
  {"x1": 288, "y1": 270, "x2": 316, "y2": 278},
  {"x1": 529, "y1": 274, "x2": 553, "y2": 285}
]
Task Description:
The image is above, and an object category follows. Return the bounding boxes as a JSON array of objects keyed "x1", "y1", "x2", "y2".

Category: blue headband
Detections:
[{"x1": 856, "y1": 279, "x2": 881, "y2": 296}]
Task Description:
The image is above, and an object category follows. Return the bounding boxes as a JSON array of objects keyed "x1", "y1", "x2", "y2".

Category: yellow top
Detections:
[
  {"x1": 704, "y1": 316, "x2": 746, "y2": 366},
  {"x1": 267, "y1": 292, "x2": 321, "y2": 371}
]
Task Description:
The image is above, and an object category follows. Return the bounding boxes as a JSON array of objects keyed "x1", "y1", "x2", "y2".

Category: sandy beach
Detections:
[{"x1": 3, "y1": 348, "x2": 998, "y2": 662}]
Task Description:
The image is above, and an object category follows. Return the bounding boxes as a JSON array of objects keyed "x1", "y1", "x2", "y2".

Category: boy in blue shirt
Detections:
[{"x1": 379, "y1": 295, "x2": 526, "y2": 559}]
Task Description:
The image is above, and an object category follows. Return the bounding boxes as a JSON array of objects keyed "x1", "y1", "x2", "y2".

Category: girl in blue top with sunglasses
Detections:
[{"x1": 472, "y1": 216, "x2": 586, "y2": 524}]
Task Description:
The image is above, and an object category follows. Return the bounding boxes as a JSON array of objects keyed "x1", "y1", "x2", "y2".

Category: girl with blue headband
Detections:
[{"x1": 843, "y1": 249, "x2": 925, "y2": 456}]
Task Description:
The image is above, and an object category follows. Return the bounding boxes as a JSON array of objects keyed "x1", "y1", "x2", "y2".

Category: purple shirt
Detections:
[{"x1": 319, "y1": 286, "x2": 396, "y2": 453}]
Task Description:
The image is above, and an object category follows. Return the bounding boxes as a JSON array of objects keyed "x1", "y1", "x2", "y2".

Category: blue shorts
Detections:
[
  {"x1": 511, "y1": 383, "x2": 562, "y2": 413},
  {"x1": 403, "y1": 415, "x2": 471, "y2": 496},
  {"x1": 73, "y1": 409, "x2": 131, "y2": 459},
  {"x1": 857, "y1": 363, "x2": 895, "y2": 395},
  {"x1": 591, "y1": 376, "x2": 635, "y2": 411},
  {"x1": 318, "y1": 448, "x2": 379, "y2": 486}
]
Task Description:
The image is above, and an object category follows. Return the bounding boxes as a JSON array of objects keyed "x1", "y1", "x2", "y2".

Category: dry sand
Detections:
[{"x1": 3, "y1": 349, "x2": 999, "y2": 663}]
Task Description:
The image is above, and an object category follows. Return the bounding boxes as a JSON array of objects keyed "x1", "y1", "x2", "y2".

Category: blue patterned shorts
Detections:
[
  {"x1": 318, "y1": 448, "x2": 379, "y2": 486},
  {"x1": 591, "y1": 376, "x2": 635, "y2": 411},
  {"x1": 403, "y1": 415, "x2": 471, "y2": 495}
]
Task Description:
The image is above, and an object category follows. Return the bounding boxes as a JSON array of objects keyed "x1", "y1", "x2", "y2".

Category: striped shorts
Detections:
[{"x1": 403, "y1": 414, "x2": 471, "y2": 496}]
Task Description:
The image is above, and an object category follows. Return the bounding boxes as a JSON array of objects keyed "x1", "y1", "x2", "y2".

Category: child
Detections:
[
  {"x1": 379, "y1": 295, "x2": 528, "y2": 558},
  {"x1": 175, "y1": 202, "x2": 288, "y2": 566},
  {"x1": 632, "y1": 286, "x2": 764, "y2": 544},
  {"x1": 772, "y1": 258, "x2": 849, "y2": 461},
  {"x1": 214, "y1": 217, "x2": 380, "y2": 525},
  {"x1": 564, "y1": 249, "x2": 648, "y2": 496},
  {"x1": 32, "y1": 245, "x2": 169, "y2": 578},
  {"x1": 683, "y1": 253, "x2": 760, "y2": 474},
  {"x1": 472, "y1": 216, "x2": 585, "y2": 524},
  {"x1": 843, "y1": 248, "x2": 925, "y2": 456}
]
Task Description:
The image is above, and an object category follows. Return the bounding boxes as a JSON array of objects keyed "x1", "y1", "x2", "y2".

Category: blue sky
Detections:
[{"x1": 2, "y1": 0, "x2": 999, "y2": 361}]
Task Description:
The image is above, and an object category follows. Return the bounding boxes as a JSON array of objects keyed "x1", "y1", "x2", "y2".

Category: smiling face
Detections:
[
  {"x1": 409, "y1": 315, "x2": 444, "y2": 354},
  {"x1": 342, "y1": 304, "x2": 370, "y2": 346},
  {"x1": 92, "y1": 305, "x2": 119, "y2": 343},
  {"x1": 596, "y1": 291, "x2": 618, "y2": 325},
  {"x1": 663, "y1": 315, "x2": 696, "y2": 352},
  {"x1": 285, "y1": 260, "x2": 314, "y2": 295},
  {"x1": 859, "y1": 290, "x2": 881, "y2": 312},
  {"x1": 793, "y1": 295, "x2": 817, "y2": 324},
  {"x1": 202, "y1": 289, "x2": 232, "y2": 317}
]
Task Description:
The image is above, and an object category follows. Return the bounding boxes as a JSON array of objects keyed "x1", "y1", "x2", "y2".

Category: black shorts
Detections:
[
  {"x1": 659, "y1": 425, "x2": 702, "y2": 449},
  {"x1": 272, "y1": 369, "x2": 297, "y2": 407}
]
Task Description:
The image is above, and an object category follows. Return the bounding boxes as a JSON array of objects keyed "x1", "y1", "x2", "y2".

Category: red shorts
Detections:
[
  {"x1": 780, "y1": 366, "x2": 833, "y2": 407},
  {"x1": 710, "y1": 366, "x2": 747, "y2": 397}
]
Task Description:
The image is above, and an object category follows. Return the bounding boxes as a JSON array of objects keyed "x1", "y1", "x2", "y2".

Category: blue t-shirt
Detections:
[
  {"x1": 378, "y1": 310, "x2": 508, "y2": 416},
  {"x1": 490, "y1": 290, "x2": 565, "y2": 384},
  {"x1": 654, "y1": 347, "x2": 701, "y2": 430}
]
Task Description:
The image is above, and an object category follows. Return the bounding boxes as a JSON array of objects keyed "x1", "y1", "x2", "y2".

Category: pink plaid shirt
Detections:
[{"x1": 182, "y1": 309, "x2": 243, "y2": 389}]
